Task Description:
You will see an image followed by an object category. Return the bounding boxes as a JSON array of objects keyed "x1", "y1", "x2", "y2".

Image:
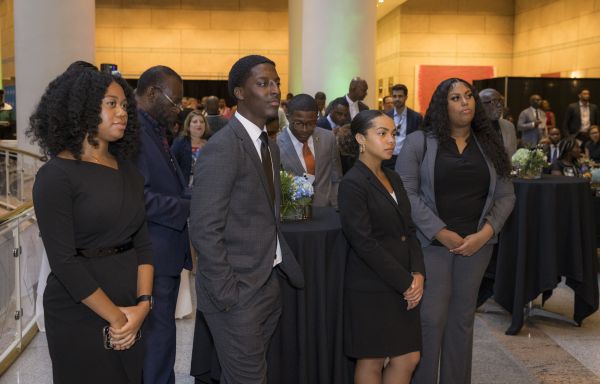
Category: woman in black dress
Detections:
[
  {"x1": 338, "y1": 110, "x2": 425, "y2": 383},
  {"x1": 29, "y1": 65, "x2": 154, "y2": 383},
  {"x1": 551, "y1": 136, "x2": 583, "y2": 177}
]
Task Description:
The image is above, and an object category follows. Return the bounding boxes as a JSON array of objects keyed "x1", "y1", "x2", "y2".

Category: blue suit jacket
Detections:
[
  {"x1": 385, "y1": 107, "x2": 422, "y2": 135},
  {"x1": 171, "y1": 136, "x2": 192, "y2": 186},
  {"x1": 136, "y1": 111, "x2": 192, "y2": 276}
]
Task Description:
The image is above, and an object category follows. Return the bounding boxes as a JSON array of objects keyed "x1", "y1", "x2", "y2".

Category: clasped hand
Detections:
[
  {"x1": 404, "y1": 273, "x2": 424, "y2": 310},
  {"x1": 436, "y1": 226, "x2": 493, "y2": 257},
  {"x1": 109, "y1": 305, "x2": 149, "y2": 350}
]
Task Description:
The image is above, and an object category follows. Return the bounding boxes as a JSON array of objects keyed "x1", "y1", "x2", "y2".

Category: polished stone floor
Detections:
[{"x1": 1, "y1": 277, "x2": 600, "y2": 383}]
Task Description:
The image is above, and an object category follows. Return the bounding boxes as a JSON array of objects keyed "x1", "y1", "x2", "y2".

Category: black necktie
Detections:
[{"x1": 259, "y1": 132, "x2": 275, "y2": 203}]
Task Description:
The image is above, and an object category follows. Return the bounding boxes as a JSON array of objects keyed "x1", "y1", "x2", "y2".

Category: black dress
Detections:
[
  {"x1": 33, "y1": 158, "x2": 153, "y2": 384},
  {"x1": 338, "y1": 161, "x2": 425, "y2": 358}
]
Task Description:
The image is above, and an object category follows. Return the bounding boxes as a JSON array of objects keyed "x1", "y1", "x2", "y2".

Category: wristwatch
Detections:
[{"x1": 136, "y1": 295, "x2": 153, "y2": 310}]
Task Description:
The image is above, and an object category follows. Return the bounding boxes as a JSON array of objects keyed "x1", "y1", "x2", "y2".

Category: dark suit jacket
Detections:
[
  {"x1": 190, "y1": 116, "x2": 304, "y2": 314},
  {"x1": 136, "y1": 111, "x2": 192, "y2": 277},
  {"x1": 563, "y1": 102, "x2": 599, "y2": 135},
  {"x1": 171, "y1": 136, "x2": 192, "y2": 186},
  {"x1": 338, "y1": 160, "x2": 425, "y2": 294},
  {"x1": 385, "y1": 107, "x2": 422, "y2": 135},
  {"x1": 316, "y1": 116, "x2": 333, "y2": 130}
]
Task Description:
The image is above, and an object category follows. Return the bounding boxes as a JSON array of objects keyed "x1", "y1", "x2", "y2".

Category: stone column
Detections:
[
  {"x1": 14, "y1": 0, "x2": 95, "y2": 153},
  {"x1": 288, "y1": 0, "x2": 376, "y2": 108}
]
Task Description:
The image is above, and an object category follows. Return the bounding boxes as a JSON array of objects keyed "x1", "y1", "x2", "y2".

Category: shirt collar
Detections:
[
  {"x1": 326, "y1": 114, "x2": 338, "y2": 129},
  {"x1": 287, "y1": 127, "x2": 313, "y2": 148},
  {"x1": 235, "y1": 111, "x2": 266, "y2": 142},
  {"x1": 346, "y1": 94, "x2": 357, "y2": 105},
  {"x1": 393, "y1": 107, "x2": 407, "y2": 119}
]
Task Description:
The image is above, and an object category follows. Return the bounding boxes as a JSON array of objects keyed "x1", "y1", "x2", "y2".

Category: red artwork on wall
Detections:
[{"x1": 416, "y1": 65, "x2": 495, "y2": 113}]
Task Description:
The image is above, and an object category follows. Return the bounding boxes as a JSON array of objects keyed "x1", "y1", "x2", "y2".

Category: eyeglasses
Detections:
[
  {"x1": 155, "y1": 87, "x2": 183, "y2": 111},
  {"x1": 482, "y1": 98, "x2": 503, "y2": 107},
  {"x1": 291, "y1": 120, "x2": 317, "y2": 131}
]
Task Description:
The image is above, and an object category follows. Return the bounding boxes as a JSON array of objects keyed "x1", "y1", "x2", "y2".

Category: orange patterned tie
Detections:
[{"x1": 303, "y1": 141, "x2": 315, "y2": 175}]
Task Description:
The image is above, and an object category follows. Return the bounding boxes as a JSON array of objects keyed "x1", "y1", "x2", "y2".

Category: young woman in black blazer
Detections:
[{"x1": 338, "y1": 110, "x2": 425, "y2": 384}]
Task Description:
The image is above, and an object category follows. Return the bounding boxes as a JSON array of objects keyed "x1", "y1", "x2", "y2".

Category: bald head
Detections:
[
  {"x1": 206, "y1": 95, "x2": 220, "y2": 115},
  {"x1": 348, "y1": 77, "x2": 368, "y2": 102},
  {"x1": 479, "y1": 88, "x2": 503, "y2": 121}
]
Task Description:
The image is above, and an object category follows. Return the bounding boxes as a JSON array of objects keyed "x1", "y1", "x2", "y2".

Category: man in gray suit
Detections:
[
  {"x1": 480, "y1": 88, "x2": 517, "y2": 157},
  {"x1": 190, "y1": 55, "x2": 304, "y2": 384},
  {"x1": 277, "y1": 94, "x2": 342, "y2": 207},
  {"x1": 517, "y1": 94, "x2": 547, "y2": 146}
]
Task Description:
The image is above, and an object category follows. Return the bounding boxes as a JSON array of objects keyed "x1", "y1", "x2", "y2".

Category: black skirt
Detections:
[
  {"x1": 44, "y1": 249, "x2": 144, "y2": 384},
  {"x1": 344, "y1": 289, "x2": 421, "y2": 359}
]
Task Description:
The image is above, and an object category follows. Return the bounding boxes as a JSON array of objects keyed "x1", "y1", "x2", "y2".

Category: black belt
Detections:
[{"x1": 76, "y1": 241, "x2": 134, "y2": 258}]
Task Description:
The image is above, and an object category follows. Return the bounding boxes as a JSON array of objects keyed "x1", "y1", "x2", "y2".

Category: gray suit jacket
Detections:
[
  {"x1": 499, "y1": 118, "x2": 517, "y2": 157},
  {"x1": 190, "y1": 117, "x2": 304, "y2": 314},
  {"x1": 276, "y1": 127, "x2": 342, "y2": 207},
  {"x1": 396, "y1": 130, "x2": 515, "y2": 247},
  {"x1": 517, "y1": 107, "x2": 547, "y2": 146}
]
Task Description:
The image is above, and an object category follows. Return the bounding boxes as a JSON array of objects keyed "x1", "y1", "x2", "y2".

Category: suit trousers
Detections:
[
  {"x1": 413, "y1": 244, "x2": 493, "y2": 384},
  {"x1": 143, "y1": 275, "x2": 181, "y2": 384},
  {"x1": 204, "y1": 271, "x2": 282, "y2": 384}
]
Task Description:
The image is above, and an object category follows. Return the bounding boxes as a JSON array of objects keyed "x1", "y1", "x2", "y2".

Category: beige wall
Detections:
[
  {"x1": 513, "y1": 0, "x2": 600, "y2": 77},
  {"x1": 96, "y1": 0, "x2": 289, "y2": 94},
  {"x1": 376, "y1": 0, "x2": 514, "y2": 110},
  {"x1": 0, "y1": 0, "x2": 15, "y2": 83}
]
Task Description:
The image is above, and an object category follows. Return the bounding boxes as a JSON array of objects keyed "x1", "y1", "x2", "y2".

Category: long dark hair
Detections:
[
  {"x1": 422, "y1": 78, "x2": 511, "y2": 177},
  {"x1": 27, "y1": 66, "x2": 138, "y2": 159}
]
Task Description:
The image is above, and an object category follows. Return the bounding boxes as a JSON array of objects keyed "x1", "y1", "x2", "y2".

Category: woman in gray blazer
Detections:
[{"x1": 396, "y1": 78, "x2": 515, "y2": 384}]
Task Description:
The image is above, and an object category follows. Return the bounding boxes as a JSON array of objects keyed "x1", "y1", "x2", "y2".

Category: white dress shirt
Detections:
[
  {"x1": 235, "y1": 111, "x2": 282, "y2": 267},
  {"x1": 346, "y1": 94, "x2": 360, "y2": 119},
  {"x1": 580, "y1": 101, "x2": 591, "y2": 132},
  {"x1": 326, "y1": 115, "x2": 339, "y2": 130}
]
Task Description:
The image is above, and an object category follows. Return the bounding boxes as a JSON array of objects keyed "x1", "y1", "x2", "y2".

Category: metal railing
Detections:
[{"x1": 0, "y1": 145, "x2": 45, "y2": 375}]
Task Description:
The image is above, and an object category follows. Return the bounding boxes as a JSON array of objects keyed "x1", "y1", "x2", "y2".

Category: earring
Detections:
[{"x1": 360, "y1": 143, "x2": 366, "y2": 153}]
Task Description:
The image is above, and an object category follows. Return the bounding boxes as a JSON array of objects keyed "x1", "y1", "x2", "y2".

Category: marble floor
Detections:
[{"x1": 1, "y1": 277, "x2": 600, "y2": 384}]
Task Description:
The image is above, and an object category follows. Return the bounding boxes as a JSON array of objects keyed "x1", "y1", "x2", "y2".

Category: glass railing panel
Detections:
[
  {"x1": 18, "y1": 213, "x2": 41, "y2": 333},
  {"x1": 0, "y1": 219, "x2": 19, "y2": 359}
]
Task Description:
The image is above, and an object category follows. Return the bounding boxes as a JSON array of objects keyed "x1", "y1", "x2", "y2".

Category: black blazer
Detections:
[
  {"x1": 338, "y1": 160, "x2": 425, "y2": 294},
  {"x1": 563, "y1": 102, "x2": 599, "y2": 135},
  {"x1": 316, "y1": 115, "x2": 333, "y2": 130},
  {"x1": 171, "y1": 135, "x2": 192, "y2": 185},
  {"x1": 385, "y1": 107, "x2": 423, "y2": 135}
]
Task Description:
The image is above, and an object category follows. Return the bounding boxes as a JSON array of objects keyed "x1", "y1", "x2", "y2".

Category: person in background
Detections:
[
  {"x1": 563, "y1": 89, "x2": 599, "y2": 143},
  {"x1": 382, "y1": 95, "x2": 394, "y2": 114},
  {"x1": 339, "y1": 110, "x2": 424, "y2": 384},
  {"x1": 219, "y1": 98, "x2": 232, "y2": 118},
  {"x1": 335, "y1": 123, "x2": 358, "y2": 174},
  {"x1": 585, "y1": 125, "x2": 600, "y2": 162},
  {"x1": 135, "y1": 65, "x2": 192, "y2": 384},
  {"x1": 397, "y1": 78, "x2": 515, "y2": 384},
  {"x1": 385, "y1": 83, "x2": 423, "y2": 170},
  {"x1": 543, "y1": 127, "x2": 562, "y2": 164},
  {"x1": 29, "y1": 65, "x2": 153, "y2": 383},
  {"x1": 315, "y1": 91, "x2": 327, "y2": 118},
  {"x1": 205, "y1": 95, "x2": 229, "y2": 134},
  {"x1": 317, "y1": 97, "x2": 350, "y2": 131},
  {"x1": 551, "y1": 136, "x2": 584, "y2": 177},
  {"x1": 345, "y1": 77, "x2": 369, "y2": 119},
  {"x1": 171, "y1": 110, "x2": 212, "y2": 187},
  {"x1": 0, "y1": 89, "x2": 16, "y2": 139},
  {"x1": 541, "y1": 99, "x2": 556, "y2": 128},
  {"x1": 517, "y1": 94, "x2": 547, "y2": 146},
  {"x1": 479, "y1": 88, "x2": 517, "y2": 157}
]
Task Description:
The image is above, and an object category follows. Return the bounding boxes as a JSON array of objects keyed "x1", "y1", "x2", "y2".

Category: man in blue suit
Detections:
[
  {"x1": 135, "y1": 65, "x2": 192, "y2": 384},
  {"x1": 386, "y1": 83, "x2": 422, "y2": 170}
]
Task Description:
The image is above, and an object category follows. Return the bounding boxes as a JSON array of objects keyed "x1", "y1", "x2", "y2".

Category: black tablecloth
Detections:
[
  {"x1": 268, "y1": 206, "x2": 354, "y2": 384},
  {"x1": 494, "y1": 175, "x2": 599, "y2": 335},
  {"x1": 594, "y1": 196, "x2": 600, "y2": 245},
  {"x1": 190, "y1": 207, "x2": 354, "y2": 383}
]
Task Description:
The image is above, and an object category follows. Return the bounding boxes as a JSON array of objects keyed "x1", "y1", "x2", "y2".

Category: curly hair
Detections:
[
  {"x1": 27, "y1": 66, "x2": 139, "y2": 160},
  {"x1": 422, "y1": 78, "x2": 511, "y2": 178},
  {"x1": 181, "y1": 110, "x2": 212, "y2": 140}
]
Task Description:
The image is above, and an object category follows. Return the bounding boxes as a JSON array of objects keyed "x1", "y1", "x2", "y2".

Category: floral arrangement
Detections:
[
  {"x1": 280, "y1": 170, "x2": 314, "y2": 220},
  {"x1": 511, "y1": 147, "x2": 547, "y2": 179}
]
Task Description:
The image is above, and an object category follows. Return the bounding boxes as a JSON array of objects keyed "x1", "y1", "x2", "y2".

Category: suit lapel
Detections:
[
  {"x1": 312, "y1": 130, "x2": 322, "y2": 179},
  {"x1": 143, "y1": 120, "x2": 187, "y2": 189},
  {"x1": 231, "y1": 117, "x2": 275, "y2": 210},
  {"x1": 280, "y1": 129, "x2": 305, "y2": 175},
  {"x1": 357, "y1": 161, "x2": 401, "y2": 214}
]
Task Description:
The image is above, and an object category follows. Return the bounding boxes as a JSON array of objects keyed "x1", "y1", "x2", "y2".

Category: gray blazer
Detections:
[
  {"x1": 190, "y1": 117, "x2": 304, "y2": 314},
  {"x1": 395, "y1": 130, "x2": 515, "y2": 247},
  {"x1": 277, "y1": 127, "x2": 342, "y2": 207},
  {"x1": 499, "y1": 118, "x2": 517, "y2": 158},
  {"x1": 517, "y1": 107, "x2": 547, "y2": 146}
]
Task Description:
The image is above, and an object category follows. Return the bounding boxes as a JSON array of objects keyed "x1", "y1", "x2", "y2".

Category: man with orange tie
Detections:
[{"x1": 277, "y1": 94, "x2": 342, "y2": 207}]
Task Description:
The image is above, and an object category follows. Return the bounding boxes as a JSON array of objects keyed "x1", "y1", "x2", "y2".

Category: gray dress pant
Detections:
[
  {"x1": 413, "y1": 244, "x2": 493, "y2": 384},
  {"x1": 204, "y1": 271, "x2": 281, "y2": 384}
]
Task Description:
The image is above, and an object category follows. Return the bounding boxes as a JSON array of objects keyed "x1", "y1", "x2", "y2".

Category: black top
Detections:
[
  {"x1": 338, "y1": 160, "x2": 425, "y2": 294},
  {"x1": 587, "y1": 141, "x2": 600, "y2": 162},
  {"x1": 551, "y1": 159, "x2": 581, "y2": 177},
  {"x1": 434, "y1": 137, "x2": 490, "y2": 237},
  {"x1": 33, "y1": 158, "x2": 153, "y2": 302}
]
